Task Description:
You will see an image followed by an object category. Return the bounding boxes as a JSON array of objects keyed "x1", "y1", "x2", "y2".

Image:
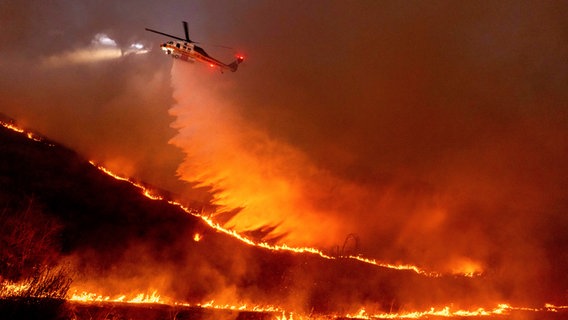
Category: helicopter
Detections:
[{"x1": 145, "y1": 21, "x2": 244, "y2": 73}]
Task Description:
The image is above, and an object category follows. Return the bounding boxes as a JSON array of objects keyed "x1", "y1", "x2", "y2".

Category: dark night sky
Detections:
[{"x1": 1, "y1": 0, "x2": 567, "y2": 298}]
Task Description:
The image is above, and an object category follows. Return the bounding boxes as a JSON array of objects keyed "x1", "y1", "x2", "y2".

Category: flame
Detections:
[
  {"x1": 342, "y1": 303, "x2": 566, "y2": 319},
  {"x1": 197, "y1": 300, "x2": 283, "y2": 312},
  {"x1": 193, "y1": 232, "x2": 202, "y2": 242},
  {"x1": 274, "y1": 303, "x2": 568, "y2": 320},
  {"x1": 69, "y1": 289, "x2": 284, "y2": 313},
  {"x1": 545, "y1": 303, "x2": 568, "y2": 311},
  {"x1": 0, "y1": 281, "x2": 30, "y2": 298},
  {"x1": 347, "y1": 255, "x2": 440, "y2": 277},
  {"x1": 448, "y1": 257, "x2": 484, "y2": 277},
  {"x1": 1, "y1": 120, "x2": 45, "y2": 143},
  {"x1": 18, "y1": 283, "x2": 568, "y2": 319},
  {"x1": 89, "y1": 161, "x2": 164, "y2": 201},
  {"x1": 70, "y1": 290, "x2": 166, "y2": 304}
]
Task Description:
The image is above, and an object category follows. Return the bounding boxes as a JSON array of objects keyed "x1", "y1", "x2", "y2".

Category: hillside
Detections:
[{"x1": 0, "y1": 118, "x2": 491, "y2": 316}]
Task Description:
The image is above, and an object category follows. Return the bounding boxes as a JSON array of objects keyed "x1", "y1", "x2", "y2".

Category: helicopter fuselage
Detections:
[{"x1": 160, "y1": 40, "x2": 239, "y2": 72}]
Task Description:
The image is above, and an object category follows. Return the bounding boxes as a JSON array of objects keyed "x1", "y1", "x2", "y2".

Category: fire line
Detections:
[{"x1": 86, "y1": 160, "x2": 444, "y2": 277}]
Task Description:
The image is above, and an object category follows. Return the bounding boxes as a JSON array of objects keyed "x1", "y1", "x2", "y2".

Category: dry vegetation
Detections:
[
  {"x1": 0, "y1": 201, "x2": 71, "y2": 299},
  {"x1": 0, "y1": 202, "x2": 72, "y2": 319}
]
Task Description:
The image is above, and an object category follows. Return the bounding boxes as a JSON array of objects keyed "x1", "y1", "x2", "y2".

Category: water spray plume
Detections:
[{"x1": 168, "y1": 61, "x2": 363, "y2": 249}]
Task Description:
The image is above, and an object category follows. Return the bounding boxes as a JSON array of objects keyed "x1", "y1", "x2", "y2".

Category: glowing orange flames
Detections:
[
  {"x1": 345, "y1": 305, "x2": 510, "y2": 319},
  {"x1": 277, "y1": 304, "x2": 568, "y2": 319},
  {"x1": 70, "y1": 290, "x2": 164, "y2": 304},
  {"x1": 2, "y1": 282, "x2": 565, "y2": 319},
  {"x1": 1, "y1": 120, "x2": 44, "y2": 143},
  {"x1": 0, "y1": 281, "x2": 29, "y2": 298},
  {"x1": 87, "y1": 160, "x2": 448, "y2": 277},
  {"x1": 341, "y1": 303, "x2": 568, "y2": 319},
  {"x1": 545, "y1": 303, "x2": 568, "y2": 312},
  {"x1": 197, "y1": 300, "x2": 282, "y2": 313},
  {"x1": 69, "y1": 289, "x2": 283, "y2": 313},
  {"x1": 67, "y1": 289, "x2": 567, "y2": 320}
]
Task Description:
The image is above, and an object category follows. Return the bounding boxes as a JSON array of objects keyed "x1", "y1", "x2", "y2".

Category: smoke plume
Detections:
[{"x1": 1, "y1": 0, "x2": 567, "y2": 305}]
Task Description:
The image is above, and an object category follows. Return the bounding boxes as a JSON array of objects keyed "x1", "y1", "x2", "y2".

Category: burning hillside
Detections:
[{"x1": 1, "y1": 118, "x2": 567, "y2": 319}]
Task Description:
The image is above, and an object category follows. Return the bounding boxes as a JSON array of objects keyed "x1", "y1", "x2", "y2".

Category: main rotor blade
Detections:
[
  {"x1": 183, "y1": 21, "x2": 191, "y2": 42},
  {"x1": 145, "y1": 28, "x2": 187, "y2": 42}
]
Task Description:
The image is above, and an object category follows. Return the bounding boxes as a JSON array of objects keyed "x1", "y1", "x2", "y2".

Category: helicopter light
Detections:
[{"x1": 93, "y1": 33, "x2": 117, "y2": 47}]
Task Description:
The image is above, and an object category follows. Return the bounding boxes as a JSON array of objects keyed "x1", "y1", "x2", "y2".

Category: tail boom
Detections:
[{"x1": 228, "y1": 56, "x2": 244, "y2": 72}]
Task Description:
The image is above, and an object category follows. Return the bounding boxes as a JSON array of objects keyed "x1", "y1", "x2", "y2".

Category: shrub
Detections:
[{"x1": 0, "y1": 200, "x2": 71, "y2": 299}]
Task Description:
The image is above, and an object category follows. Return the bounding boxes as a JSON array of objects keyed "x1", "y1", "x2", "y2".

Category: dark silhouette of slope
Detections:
[
  {"x1": 0, "y1": 118, "x2": 494, "y2": 316},
  {"x1": 0, "y1": 118, "x2": 195, "y2": 261}
]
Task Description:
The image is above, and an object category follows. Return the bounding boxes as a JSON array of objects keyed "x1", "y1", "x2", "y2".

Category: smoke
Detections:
[
  {"x1": 0, "y1": 0, "x2": 194, "y2": 198},
  {"x1": 41, "y1": 33, "x2": 149, "y2": 68},
  {"x1": 1, "y1": 0, "x2": 567, "y2": 306}
]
